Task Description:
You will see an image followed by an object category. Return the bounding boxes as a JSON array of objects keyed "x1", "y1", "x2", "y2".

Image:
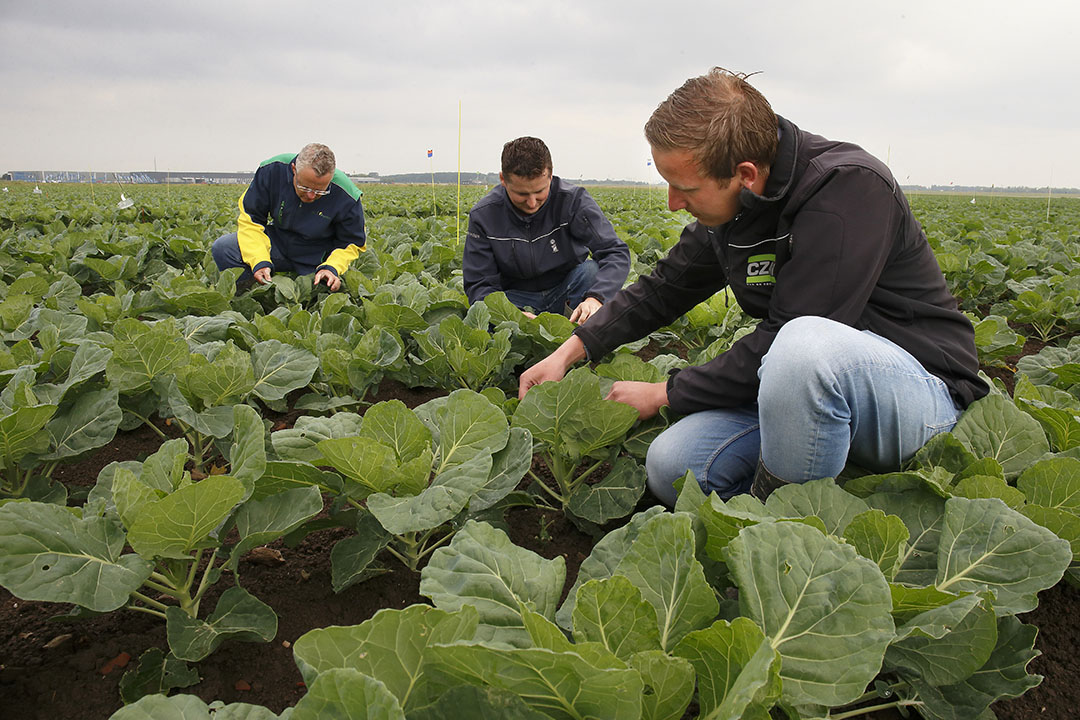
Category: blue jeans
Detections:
[
  {"x1": 211, "y1": 232, "x2": 320, "y2": 279},
  {"x1": 645, "y1": 316, "x2": 963, "y2": 505},
  {"x1": 504, "y1": 259, "x2": 599, "y2": 315}
]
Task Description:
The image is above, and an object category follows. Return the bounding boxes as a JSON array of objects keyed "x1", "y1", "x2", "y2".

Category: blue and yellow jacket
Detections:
[{"x1": 237, "y1": 154, "x2": 366, "y2": 277}]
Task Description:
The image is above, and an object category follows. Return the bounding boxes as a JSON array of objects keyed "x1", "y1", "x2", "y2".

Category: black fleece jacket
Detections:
[{"x1": 575, "y1": 117, "x2": 988, "y2": 414}]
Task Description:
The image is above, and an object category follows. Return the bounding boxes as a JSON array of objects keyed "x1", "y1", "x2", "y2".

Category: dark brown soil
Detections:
[{"x1": 2, "y1": 377, "x2": 1078, "y2": 720}]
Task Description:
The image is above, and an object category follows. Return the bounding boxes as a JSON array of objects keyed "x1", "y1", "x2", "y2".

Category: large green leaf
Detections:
[
  {"x1": 165, "y1": 585, "x2": 277, "y2": 661},
  {"x1": 367, "y1": 451, "x2": 493, "y2": 534},
  {"x1": 0, "y1": 403, "x2": 57, "y2": 468},
  {"x1": 0, "y1": 501, "x2": 152, "y2": 611},
  {"x1": 951, "y1": 394, "x2": 1050, "y2": 478},
  {"x1": 555, "y1": 506, "x2": 666, "y2": 629},
  {"x1": 842, "y1": 509, "x2": 910, "y2": 582},
  {"x1": 228, "y1": 486, "x2": 323, "y2": 571},
  {"x1": 358, "y1": 399, "x2": 431, "y2": 463},
  {"x1": 934, "y1": 497, "x2": 1071, "y2": 614},
  {"x1": 434, "y1": 389, "x2": 509, "y2": 473},
  {"x1": 511, "y1": 367, "x2": 638, "y2": 460},
  {"x1": 106, "y1": 318, "x2": 189, "y2": 394},
  {"x1": 180, "y1": 342, "x2": 255, "y2": 407},
  {"x1": 725, "y1": 521, "x2": 895, "y2": 707},
  {"x1": 905, "y1": 616, "x2": 1041, "y2": 720},
  {"x1": 228, "y1": 403, "x2": 267, "y2": 498},
  {"x1": 288, "y1": 668, "x2": 406, "y2": 720},
  {"x1": 250, "y1": 340, "x2": 319, "y2": 401},
  {"x1": 673, "y1": 617, "x2": 782, "y2": 720},
  {"x1": 571, "y1": 575, "x2": 661, "y2": 660},
  {"x1": 270, "y1": 412, "x2": 364, "y2": 463},
  {"x1": 566, "y1": 456, "x2": 647, "y2": 524},
  {"x1": 318, "y1": 436, "x2": 400, "y2": 494},
  {"x1": 765, "y1": 477, "x2": 869, "y2": 536},
  {"x1": 43, "y1": 387, "x2": 122, "y2": 460},
  {"x1": 330, "y1": 513, "x2": 392, "y2": 592},
  {"x1": 470, "y1": 426, "x2": 532, "y2": 513},
  {"x1": 423, "y1": 640, "x2": 643, "y2": 720},
  {"x1": 408, "y1": 685, "x2": 548, "y2": 720},
  {"x1": 420, "y1": 520, "x2": 566, "y2": 647},
  {"x1": 615, "y1": 512, "x2": 718, "y2": 651},
  {"x1": 886, "y1": 591, "x2": 997, "y2": 687},
  {"x1": 128, "y1": 475, "x2": 246, "y2": 560},
  {"x1": 293, "y1": 605, "x2": 479, "y2": 711},
  {"x1": 627, "y1": 650, "x2": 695, "y2": 720},
  {"x1": 866, "y1": 488, "x2": 947, "y2": 587}
]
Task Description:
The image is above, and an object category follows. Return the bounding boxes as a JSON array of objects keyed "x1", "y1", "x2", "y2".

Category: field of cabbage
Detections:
[{"x1": 1, "y1": 181, "x2": 1079, "y2": 720}]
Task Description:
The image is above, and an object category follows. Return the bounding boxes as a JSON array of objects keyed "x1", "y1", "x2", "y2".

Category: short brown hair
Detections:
[
  {"x1": 296, "y1": 143, "x2": 336, "y2": 176},
  {"x1": 645, "y1": 68, "x2": 778, "y2": 181},
  {"x1": 501, "y1": 137, "x2": 552, "y2": 179}
]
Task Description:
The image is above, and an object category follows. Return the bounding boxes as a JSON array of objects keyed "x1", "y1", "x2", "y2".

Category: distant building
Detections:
[{"x1": 1, "y1": 170, "x2": 255, "y2": 184}]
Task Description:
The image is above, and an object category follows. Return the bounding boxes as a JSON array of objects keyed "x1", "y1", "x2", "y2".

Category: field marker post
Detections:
[
  {"x1": 428, "y1": 149, "x2": 436, "y2": 218},
  {"x1": 457, "y1": 101, "x2": 462, "y2": 247}
]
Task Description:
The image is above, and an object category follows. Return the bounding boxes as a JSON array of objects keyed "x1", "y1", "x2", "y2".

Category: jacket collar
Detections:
[{"x1": 737, "y1": 115, "x2": 798, "y2": 214}]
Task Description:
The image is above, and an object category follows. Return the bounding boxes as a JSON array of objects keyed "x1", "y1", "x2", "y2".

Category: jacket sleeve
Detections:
[
  {"x1": 236, "y1": 168, "x2": 274, "y2": 273},
  {"x1": 665, "y1": 166, "x2": 906, "y2": 413},
  {"x1": 462, "y1": 210, "x2": 503, "y2": 304},
  {"x1": 575, "y1": 221, "x2": 725, "y2": 355},
  {"x1": 320, "y1": 196, "x2": 367, "y2": 276},
  {"x1": 571, "y1": 192, "x2": 630, "y2": 302}
]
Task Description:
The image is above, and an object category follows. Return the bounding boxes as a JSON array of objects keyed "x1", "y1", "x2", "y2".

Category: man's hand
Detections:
[
  {"x1": 313, "y1": 269, "x2": 341, "y2": 292},
  {"x1": 605, "y1": 380, "x2": 669, "y2": 420},
  {"x1": 522, "y1": 310, "x2": 537, "y2": 320},
  {"x1": 253, "y1": 267, "x2": 272, "y2": 285},
  {"x1": 519, "y1": 335, "x2": 587, "y2": 399},
  {"x1": 569, "y1": 297, "x2": 602, "y2": 325}
]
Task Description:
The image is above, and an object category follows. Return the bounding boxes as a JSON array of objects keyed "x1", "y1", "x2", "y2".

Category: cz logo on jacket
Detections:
[{"x1": 746, "y1": 254, "x2": 776, "y2": 285}]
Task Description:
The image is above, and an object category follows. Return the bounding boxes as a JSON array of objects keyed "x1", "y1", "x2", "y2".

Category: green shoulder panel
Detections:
[
  {"x1": 258, "y1": 153, "x2": 295, "y2": 168},
  {"x1": 331, "y1": 168, "x2": 362, "y2": 200}
]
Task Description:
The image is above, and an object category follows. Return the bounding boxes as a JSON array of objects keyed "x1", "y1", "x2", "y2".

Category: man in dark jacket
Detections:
[
  {"x1": 519, "y1": 68, "x2": 987, "y2": 504},
  {"x1": 211, "y1": 143, "x2": 365, "y2": 292},
  {"x1": 463, "y1": 137, "x2": 630, "y2": 324}
]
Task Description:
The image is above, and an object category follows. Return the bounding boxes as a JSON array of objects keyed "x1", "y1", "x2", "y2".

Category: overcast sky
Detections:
[{"x1": 2, "y1": 1, "x2": 1077, "y2": 188}]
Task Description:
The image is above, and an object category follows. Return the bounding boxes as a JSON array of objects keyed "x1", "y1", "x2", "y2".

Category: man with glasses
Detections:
[{"x1": 211, "y1": 143, "x2": 365, "y2": 292}]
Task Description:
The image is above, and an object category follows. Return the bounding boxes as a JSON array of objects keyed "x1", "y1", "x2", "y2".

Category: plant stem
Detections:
[
  {"x1": 142, "y1": 577, "x2": 179, "y2": 597},
  {"x1": 130, "y1": 590, "x2": 171, "y2": 612},
  {"x1": 126, "y1": 409, "x2": 169, "y2": 440},
  {"x1": 125, "y1": 604, "x2": 168, "y2": 620},
  {"x1": 574, "y1": 457, "x2": 606, "y2": 485},
  {"x1": 829, "y1": 699, "x2": 920, "y2": 720}
]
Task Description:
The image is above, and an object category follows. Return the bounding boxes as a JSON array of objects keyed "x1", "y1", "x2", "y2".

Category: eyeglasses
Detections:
[{"x1": 295, "y1": 180, "x2": 331, "y2": 196}]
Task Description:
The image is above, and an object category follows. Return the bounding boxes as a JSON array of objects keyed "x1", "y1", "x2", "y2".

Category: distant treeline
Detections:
[{"x1": 361, "y1": 171, "x2": 654, "y2": 187}]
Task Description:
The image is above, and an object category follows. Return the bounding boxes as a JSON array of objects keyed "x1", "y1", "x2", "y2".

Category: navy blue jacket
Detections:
[
  {"x1": 576, "y1": 117, "x2": 987, "y2": 414},
  {"x1": 237, "y1": 154, "x2": 366, "y2": 277},
  {"x1": 463, "y1": 177, "x2": 630, "y2": 305}
]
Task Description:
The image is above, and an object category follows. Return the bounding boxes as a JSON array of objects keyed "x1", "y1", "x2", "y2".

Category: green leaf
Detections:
[
  {"x1": 43, "y1": 387, "x2": 122, "y2": 460},
  {"x1": 408, "y1": 685, "x2": 548, "y2": 720},
  {"x1": 615, "y1": 512, "x2": 718, "y2": 651},
  {"x1": 228, "y1": 403, "x2": 266, "y2": 499},
  {"x1": 358, "y1": 399, "x2": 431, "y2": 463},
  {"x1": 290, "y1": 667, "x2": 405, "y2": 720},
  {"x1": 106, "y1": 318, "x2": 188, "y2": 394},
  {"x1": 765, "y1": 477, "x2": 869, "y2": 536},
  {"x1": 423, "y1": 641, "x2": 643, "y2": 720},
  {"x1": 434, "y1": 389, "x2": 509, "y2": 473},
  {"x1": 571, "y1": 575, "x2": 662, "y2": 659},
  {"x1": 118, "y1": 647, "x2": 200, "y2": 705},
  {"x1": 905, "y1": 615, "x2": 1041, "y2": 720},
  {"x1": 934, "y1": 497, "x2": 1072, "y2": 614},
  {"x1": 318, "y1": 436, "x2": 400, "y2": 494},
  {"x1": 0, "y1": 403, "x2": 58, "y2": 468},
  {"x1": 886, "y1": 592, "x2": 997, "y2": 686},
  {"x1": 128, "y1": 476, "x2": 246, "y2": 560},
  {"x1": 725, "y1": 521, "x2": 895, "y2": 707},
  {"x1": 952, "y1": 394, "x2": 1050, "y2": 479},
  {"x1": 229, "y1": 486, "x2": 323, "y2": 571},
  {"x1": 673, "y1": 617, "x2": 781, "y2": 720},
  {"x1": 842, "y1": 509, "x2": 910, "y2": 581},
  {"x1": 0, "y1": 501, "x2": 152, "y2": 611},
  {"x1": 866, "y1": 488, "x2": 947, "y2": 587},
  {"x1": 165, "y1": 586, "x2": 277, "y2": 661},
  {"x1": 470, "y1": 426, "x2": 532, "y2": 513},
  {"x1": 250, "y1": 340, "x2": 319, "y2": 401},
  {"x1": 566, "y1": 456, "x2": 647, "y2": 524},
  {"x1": 367, "y1": 451, "x2": 492, "y2": 534},
  {"x1": 627, "y1": 650, "x2": 695, "y2": 720},
  {"x1": 330, "y1": 513, "x2": 392, "y2": 592},
  {"x1": 420, "y1": 520, "x2": 566, "y2": 647},
  {"x1": 555, "y1": 506, "x2": 666, "y2": 629},
  {"x1": 293, "y1": 605, "x2": 479, "y2": 711}
]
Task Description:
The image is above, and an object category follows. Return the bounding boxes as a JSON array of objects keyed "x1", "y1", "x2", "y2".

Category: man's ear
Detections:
[{"x1": 735, "y1": 161, "x2": 760, "y2": 189}]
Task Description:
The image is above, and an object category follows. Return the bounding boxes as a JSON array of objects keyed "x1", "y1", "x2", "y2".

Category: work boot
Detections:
[{"x1": 750, "y1": 458, "x2": 790, "y2": 501}]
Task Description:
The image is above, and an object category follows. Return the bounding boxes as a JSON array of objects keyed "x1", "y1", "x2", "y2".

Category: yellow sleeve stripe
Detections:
[
  {"x1": 322, "y1": 243, "x2": 365, "y2": 275},
  {"x1": 236, "y1": 189, "x2": 272, "y2": 269}
]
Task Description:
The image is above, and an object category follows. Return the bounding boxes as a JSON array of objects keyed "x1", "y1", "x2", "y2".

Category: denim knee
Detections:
[{"x1": 211, "y1": 233, "x2": 240, "y2": 271}]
